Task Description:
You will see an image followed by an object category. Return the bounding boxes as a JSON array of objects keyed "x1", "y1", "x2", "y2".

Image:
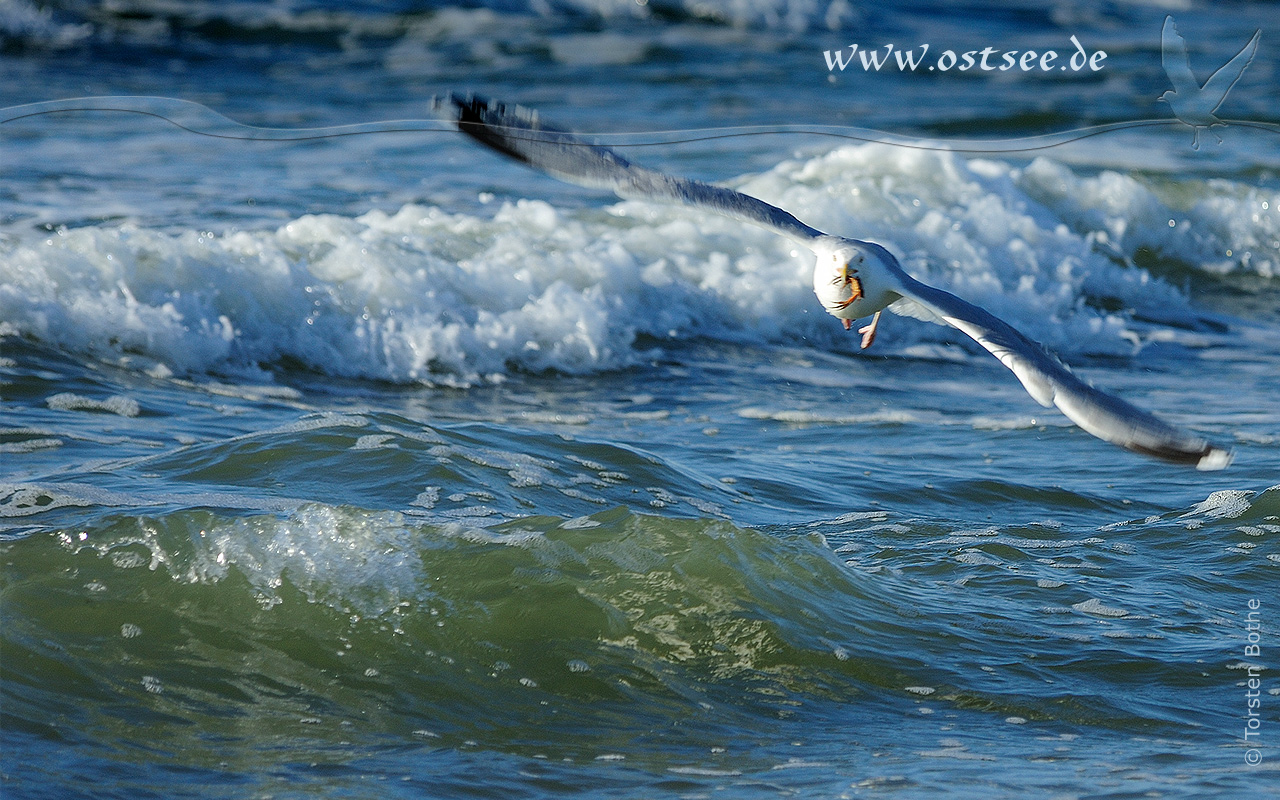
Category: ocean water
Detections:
[{"x1": 2, "y1": 1, "x2": 1279, "y2": 798}]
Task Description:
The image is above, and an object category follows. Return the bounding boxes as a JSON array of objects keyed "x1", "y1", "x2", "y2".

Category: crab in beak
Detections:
[
  {"x1": 829, "y1": 264, "x2": 879, "y2": 348},
  {"x1": 832, "y1": 263, "x2": 863, "y2": 312}
]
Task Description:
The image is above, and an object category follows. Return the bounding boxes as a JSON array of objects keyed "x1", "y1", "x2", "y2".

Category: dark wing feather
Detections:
[{"x1": 442, "y1": 94, "x2": 826, "y2": 245}]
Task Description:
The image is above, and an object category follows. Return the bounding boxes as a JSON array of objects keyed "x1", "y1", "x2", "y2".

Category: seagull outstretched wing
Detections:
[
  {"x1": 443, "y1": 94, "x2": 825, "y2": 245},
  {"x1": 894, "y1": 276, "x2": 1231, "y2": 469}
]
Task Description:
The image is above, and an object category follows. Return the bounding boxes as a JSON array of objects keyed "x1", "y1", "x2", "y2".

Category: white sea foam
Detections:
[
  {"x1": 47, "y1": 392, "x2": 141, "y2": 417},
  {"x1": 0, "y1": 0, "x2": 92, "y2": 47},
  {"x1": 1071, "y1": 598, "x2": 1129, "y2": 618},
  {"x1": 557, "y1": 0, "x2": 852, "y2": 31},
  {"x1": 2, "y1": 148, "x2": 1272, "y2": 385},
  {"x1": 0, "y1": 437, "x2": 64, "y2": 454},
  {"x1": 193, "y1": 504, "x2": 425, "y2": 614},
  {"x1": 1181, "y1": 488, "x2": 1260, "y2": 522},
  {"x1": 737, "y1": 406, "x2": 920, "y2": 425},
  {"x1": 0, "y1": 482, "x2": 133, "y2": 518},
  {"x1": 1018, "y1": 159, "x2": 1278, "y2": 278}
]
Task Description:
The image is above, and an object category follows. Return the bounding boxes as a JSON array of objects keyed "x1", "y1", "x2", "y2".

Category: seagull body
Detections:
[
  {"x1": 441, "y1": 94, "x2": 1231, "y2": 469},
  {"x1": 1159, "y1": 16, "x2": 1260, "y2": 148}
]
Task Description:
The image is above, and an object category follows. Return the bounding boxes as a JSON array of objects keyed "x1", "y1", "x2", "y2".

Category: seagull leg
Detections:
[
  {"x1": 858, "y1": 311, "x2": 882, "y2": 349},
  {"x1": 842, "y1": 318, "x2": 853, "y2": 331}
]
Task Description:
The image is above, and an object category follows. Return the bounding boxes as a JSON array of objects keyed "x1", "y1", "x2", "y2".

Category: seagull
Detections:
[
  {"x1": 439, "y1": 94, "x2": 1232, "y2": 470},
  {"x1": 1159, "y1": 15, "x2": 1260, "y2": 149}
]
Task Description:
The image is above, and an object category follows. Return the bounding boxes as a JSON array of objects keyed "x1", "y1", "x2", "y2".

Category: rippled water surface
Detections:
[{"x1": 3, "y1": 1, "x2": 1279, "y2": 798}]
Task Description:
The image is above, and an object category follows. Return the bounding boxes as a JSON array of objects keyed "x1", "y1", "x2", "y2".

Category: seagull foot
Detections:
[{"x1": 858, "y1": 310, "x2": 882, "y2": 350}]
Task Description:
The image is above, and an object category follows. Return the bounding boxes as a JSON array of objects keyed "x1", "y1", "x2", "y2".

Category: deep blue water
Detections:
[{"x1": 2, "y1": 1, "x2": 1279, "y2": 798}]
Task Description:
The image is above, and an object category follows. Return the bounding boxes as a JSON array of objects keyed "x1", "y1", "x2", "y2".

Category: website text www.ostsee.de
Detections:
[{"x1": 824, "y1": 36, "x2": 1107, "y2": 74}]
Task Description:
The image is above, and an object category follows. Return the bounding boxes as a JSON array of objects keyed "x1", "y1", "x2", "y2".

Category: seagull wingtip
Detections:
[
  {"x1": 435, "y1": 92, "x2": 544, "y2": 136},
  {"x1": 1195, "y1": 446, "x2": 1234, "y2": 471}
]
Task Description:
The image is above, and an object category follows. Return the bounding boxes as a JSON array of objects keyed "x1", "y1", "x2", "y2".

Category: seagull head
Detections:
[{"x1": 812, "y1": 237, "x2": 906, "y2": 322}]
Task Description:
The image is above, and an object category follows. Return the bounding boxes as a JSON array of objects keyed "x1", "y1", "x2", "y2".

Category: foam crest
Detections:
[
  {"x1": 1179, "y1": 484, "x2": 1280, "y2": 526},
  {"x1": 1018, "y1": 158, "x2": 1279, "y2": 278},
  {"x1": 3, "y1": 147, "x2": 1271, "y2": 383}
]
